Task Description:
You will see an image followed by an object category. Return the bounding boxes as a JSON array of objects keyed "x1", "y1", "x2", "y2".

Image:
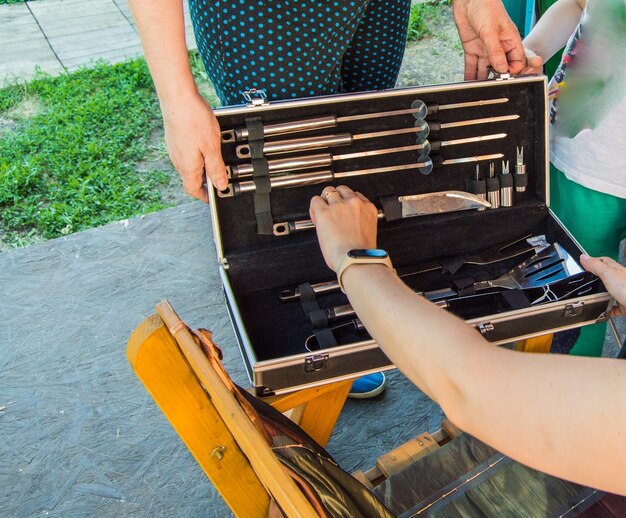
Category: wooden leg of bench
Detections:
[
  {"x1": 517, "y1": 334, "x2": 553, "y2": 354},
  {"x1": 127, "y1": 314, "x2": 271, "y2": 516},
  {"x1": 264, "y1": 380, "x2": 352, "y2": 447}
]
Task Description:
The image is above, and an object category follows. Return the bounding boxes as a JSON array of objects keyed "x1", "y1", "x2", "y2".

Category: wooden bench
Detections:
[{"x1": 127, "y1": 301, "x2": 554, "y2": 516}]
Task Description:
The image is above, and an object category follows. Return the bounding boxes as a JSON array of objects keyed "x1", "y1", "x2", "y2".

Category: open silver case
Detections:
[{"x1": 209, "y1": 75, "x2": 612, "y2": 396}]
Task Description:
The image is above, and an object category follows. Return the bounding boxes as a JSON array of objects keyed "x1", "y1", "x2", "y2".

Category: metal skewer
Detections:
[
  {"x1": 220, "y1": 98, "x2": 510, "y2": 142},
  {"x1": 229, "y1": 133, "x2": 507, "y2": 179},
  {"x1": 410, "y1": 97, "x2": 509, "y2": 119},
  {"x1": 234, "y1": 114, "x2": 518, "y2": 157},
  {"x1": 218, "y1": 153, "x2": 504, "y2": 197}
]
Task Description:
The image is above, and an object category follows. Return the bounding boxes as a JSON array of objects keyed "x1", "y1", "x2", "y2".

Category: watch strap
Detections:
[{"x1": 336, "y1": 252, "x2": 394, "y2": 293}]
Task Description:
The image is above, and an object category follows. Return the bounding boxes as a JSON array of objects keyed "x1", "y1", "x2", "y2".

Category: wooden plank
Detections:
[
  {"x1": 376, "y1": 432, "x2": 439, "y2": 478},
  {"x1": 0, "y1": 3, "x2": 35, "y2": 25},
  {"x1": 155, "y1": 301, "x2": 319, "y2": 518},
  {"x1": 441, "y1": 418, "x2": 463, "y2": 439},
  {"x1": 517, "y1": 334, "x2": 553, "y2": 354},
  {"x1": 127, "y1": 313, "x2": 273, "y2": 517}
]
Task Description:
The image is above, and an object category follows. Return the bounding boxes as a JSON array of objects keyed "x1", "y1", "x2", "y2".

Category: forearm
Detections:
[
  {"x1": 128, "y1": 0, "x2": 197, "y2": 104},
  {"x1": 523, "y1": 0, "x2": 584, "y2": 61},
  {"x1": 342, "y1": 264, "x2": 626, "y2": 494}
]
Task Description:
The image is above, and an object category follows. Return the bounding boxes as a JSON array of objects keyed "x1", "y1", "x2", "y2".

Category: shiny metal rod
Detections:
[
  {"x1": 411, "y1": 97, "x2": 508, "y2": 119},
  {"x1": 234, "y1": 112, "x2": 514, "y2": 157},
  {"x1": 230, "y1": 132, "x2": 507, "y2": 179},
  {"x1": 218, "y1": 160, "x2": 433, "y2": 198},
  {"x1": 220, "y1": 98, "x2": 511, "y2": 142}
]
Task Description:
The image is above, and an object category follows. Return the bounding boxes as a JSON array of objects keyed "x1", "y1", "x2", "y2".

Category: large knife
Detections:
[{"x1": 273, "y1": 190, "x2": 491, "y2": 236}]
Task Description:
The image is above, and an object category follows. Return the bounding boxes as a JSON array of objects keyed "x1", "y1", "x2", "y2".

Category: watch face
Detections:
[{"x1": 348, "y1": 249, "x2": 388, "y2": 259}]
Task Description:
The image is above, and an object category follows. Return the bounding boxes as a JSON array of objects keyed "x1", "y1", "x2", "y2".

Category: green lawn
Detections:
[{"x1": 0, "y1": 61, "x2": 173, "y2": 247}]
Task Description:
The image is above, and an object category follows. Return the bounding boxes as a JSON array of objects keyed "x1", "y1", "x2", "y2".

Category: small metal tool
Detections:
[
  {"x1": 514, "y1": 146, "x2": 527, "y2": 192},
  {"x1": 467, "y1": 165, "x2": 487, "y2": 211},
  {"x1": 272, "y1": 191, "x2": 490, "y2": 236},
  {"x1": 410, "y1": 97, "x2": 509, "y2": 119},
  {"x1": 499, "y1": 160, "x2": 513, "y2": 207},
  {"x1": 230, "y1": 133, "x2": 507, "y2": 177},
  {"x1": 486, "y1": 162, "x2": 500, "y2": 209},
  {"x1": 220, "y1": 98, "x2": 511, "y2": 142},
  {"x1": 218, "y1": 153, "x2": 504, "y2": 197}
]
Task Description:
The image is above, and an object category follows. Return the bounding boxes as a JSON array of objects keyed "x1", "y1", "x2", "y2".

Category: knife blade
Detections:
[
  {"x1": 273, "y1": 190, "x2": 491, "y2": 236},
  {"x1": 399, "y1": 190, "x2": 491, "y2": 217}
]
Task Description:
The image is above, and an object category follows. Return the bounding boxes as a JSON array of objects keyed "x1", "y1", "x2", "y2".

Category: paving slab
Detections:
[
  {"x1": 0, "y1": 3, "x2": 64, "y2": 85},
  {"x1": 0, "y1": 202, "x2": 441, "y2": 517},
  {"x1": 29, "y1": 0, "x2": 143, "y2": 72}
]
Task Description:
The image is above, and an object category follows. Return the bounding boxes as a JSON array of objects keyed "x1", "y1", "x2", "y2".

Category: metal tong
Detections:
[
  {"x1": 279, "y1": 234, "x2": 541, "y2": 302},
  {"x1": 322, "y1": 244, "x2": 585, "y2": 323}
]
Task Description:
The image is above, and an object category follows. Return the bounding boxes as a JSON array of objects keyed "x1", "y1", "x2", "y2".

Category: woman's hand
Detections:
[
  {"x1": 161, "y1": 91, "x2": 228, "y2": 202},
  {"x1": 520, "y1": 47, "x2": 544, "y2": 75},
  {"x1": 309, "y1": 186, "x2": 379, "y2": 271},
  {"x1": 581, "y1": 254, "x2": 626, "y2": 316},
  {"x1": 452, "y1": 0, "x2": 526, "y2": 80}
]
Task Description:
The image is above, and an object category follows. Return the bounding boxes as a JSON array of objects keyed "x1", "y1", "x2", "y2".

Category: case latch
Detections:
[
  {"x1": 487, "y1": 67, "x2": 512, "y2": 81},
  {"x1": 564, "y1": 301, "x2": 584, "y2": 318},
  {"x1": 242, "y1": 88, "x2": 269, "y2": 107},
  {"x1": 304, "y1": 353, "x2": 329, "y2": 372},
  {"x1": 477, "y1": 322, "x2": 495, "y2": 335}
]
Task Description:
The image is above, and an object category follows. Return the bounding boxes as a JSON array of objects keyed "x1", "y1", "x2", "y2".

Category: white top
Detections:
[{"x1": 548, "y1": 0, "x2": 626, "y2": 199}]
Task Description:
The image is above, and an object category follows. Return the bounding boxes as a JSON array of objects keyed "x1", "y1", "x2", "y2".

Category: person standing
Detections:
[{"x1": 522, "y1": 0, "x2": 626, "y2": 356}]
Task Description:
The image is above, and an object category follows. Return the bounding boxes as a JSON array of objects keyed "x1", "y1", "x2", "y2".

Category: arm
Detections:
[
  {"x1": 310, "y1": 185, "x2": 626, "y2": 495},
  {"x1": 452, "y1": 0, "x2": 526, "y2": 80},
  {"x1": 523, "y1": 0, "x2": 586, "y2": 66},
  {"x1": 128, "y1": 0, "x2": 228, "y2": 201}
]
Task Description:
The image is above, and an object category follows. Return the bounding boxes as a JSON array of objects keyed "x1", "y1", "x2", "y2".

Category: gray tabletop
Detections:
[{"x1": 1, "y1": 202, "x2": 441, "y2": 517}]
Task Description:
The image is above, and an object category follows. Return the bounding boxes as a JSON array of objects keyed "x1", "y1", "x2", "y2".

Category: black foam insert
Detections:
[{"x1": 211, "y1": 78, "x2": 604, "y2": 363}]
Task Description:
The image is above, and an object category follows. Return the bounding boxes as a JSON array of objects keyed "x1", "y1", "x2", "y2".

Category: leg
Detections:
[{"x1": 550, "y1": 164, "x2": 626, "y2": 356}]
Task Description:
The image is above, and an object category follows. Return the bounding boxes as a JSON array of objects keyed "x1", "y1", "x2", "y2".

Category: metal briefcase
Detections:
[{"x1": 209, "y1": 75, "x2": 612, "y2": 395}]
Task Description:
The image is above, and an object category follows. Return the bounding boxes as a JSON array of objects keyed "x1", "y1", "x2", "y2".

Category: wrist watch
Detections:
[{"x1": 336, "y1": 249, "x2": 394, "y2": 293}]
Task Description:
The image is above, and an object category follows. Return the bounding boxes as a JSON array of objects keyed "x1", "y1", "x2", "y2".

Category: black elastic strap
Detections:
[
  {"x1": 453, "y1": 277, "x2": 476, "y2": 296},
  {"x1": 245, "y1": 117, "x2": 264, "y2": 141},
  {"x1": 245, "y1": 117, "x2": 274, "y2": 235},
  {"x1": 498, "y1": 172, "x2": 514, "y2": 188},
  {"x1": 379, "y1": 195, "x2": 402, "y2": 222},
  {"x1": 501, "y1": 289, "x2": 531, "y2": 310},
  {"x1": 513, "y1": 172, "x2": 528, "y2": 189},
  {"x1": 440, "y1": 256, "x2": 465, "y2": 275},
  {"x1": 299, "y1": 283, "x2": 338, "y2": 349}
]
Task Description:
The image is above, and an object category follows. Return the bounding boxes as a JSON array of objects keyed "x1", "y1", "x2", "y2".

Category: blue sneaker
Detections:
[{"x1": 348, "y1": 372, "x2": 386, "y2": 399}]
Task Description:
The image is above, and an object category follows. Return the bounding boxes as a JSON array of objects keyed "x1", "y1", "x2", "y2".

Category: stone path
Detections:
[{"x1": 0, "y1": 0, "x2": 196, "y2": 86}]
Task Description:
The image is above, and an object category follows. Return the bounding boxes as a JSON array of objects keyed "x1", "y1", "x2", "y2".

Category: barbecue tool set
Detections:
[{"x1": 209, "y1": 77, "x2": 611, "y2": 395}]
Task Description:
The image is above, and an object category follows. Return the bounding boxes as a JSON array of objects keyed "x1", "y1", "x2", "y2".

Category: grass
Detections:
[
  {"x1": 407, "y1": 0, "x2": 452, "y2": 42},
  {"x1": 0, "y1": 60, "x2": 169, "y2": 246}
]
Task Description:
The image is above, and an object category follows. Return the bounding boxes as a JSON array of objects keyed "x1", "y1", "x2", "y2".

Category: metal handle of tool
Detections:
[
  {"x1": 274, "y1": 211, "x2": 385, "y2": 236},
  {"x1": 236, "y1": 133, "x2": 355, "y2": 158},
  {"x1": 325, "y1": 295, "x2": 449, "y2": 323},
  {"x1": 218, "y1": 170, "x2": 335, "y2": 197},
  {"x1": 220, "y1": 115, "x2": 339, "y2": 142},
  {"x1": 229, "y1": 153, "x2": 333, "y2": 179},
  {"x1": 221, "y1": 159, "x2": 435, "y2": 197}
]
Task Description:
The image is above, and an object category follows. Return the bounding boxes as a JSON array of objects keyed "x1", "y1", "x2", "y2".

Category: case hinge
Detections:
[
  {"x1": 242, "y1": 88, "x2": 269, "y2": 107},
  {"x1": 477, "y1": 322, "x2": 495, "y2": 335},
  {"x1": 564, "y1": 301, "x2": 584, "y2": 318},
  {"x1": 218, "y1": 257, "x2": 229, "y2": 270},
  {"x1": 304, "y1": 353, "x2": 329, "y2": 372}
]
